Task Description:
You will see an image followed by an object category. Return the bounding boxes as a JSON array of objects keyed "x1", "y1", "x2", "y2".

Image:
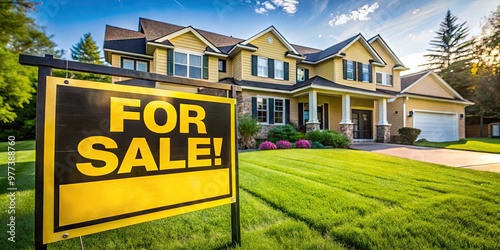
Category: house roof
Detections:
[
  {"x1": 303, "y1": 34, "x2": 358, "y2": 62},
  {"x1": 401, "y1": 71, "x2": 430, "y2": 90},
  {"x1": 104, "y1": 25, "x2": 146, "y2": 54},
  {"x1": 368, "y1": 35, "x2": 407, "y2": 69}
]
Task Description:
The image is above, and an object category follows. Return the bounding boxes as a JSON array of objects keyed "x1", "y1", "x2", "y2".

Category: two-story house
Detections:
[{"x1": 104, "y1": 18, "x2": 472, "y2": 143}]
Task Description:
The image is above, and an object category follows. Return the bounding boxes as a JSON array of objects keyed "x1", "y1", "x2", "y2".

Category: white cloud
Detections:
[
  {"x1": 318, "y1": 34, "x2": 322, "y2": 38},
  {"x1": 412, "y1": 9, "x2": 420, "y2": 15},
  {"x1": 328, "y1": 2, "x2": 379, "y2": 26},
  {"x1": 255, "y1": 0, "x2": 299, "y2": 15}
]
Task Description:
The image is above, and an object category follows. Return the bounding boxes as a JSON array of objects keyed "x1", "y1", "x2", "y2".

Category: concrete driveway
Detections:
[{"x1": 351, "y1": 143, "x2": 500, "y2": 173}]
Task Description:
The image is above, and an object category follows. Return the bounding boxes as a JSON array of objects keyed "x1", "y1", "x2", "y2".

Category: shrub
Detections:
[
  {"x1": 276, "y1": 140, "x2": 292, "y2": 149},
  {"x1": 268, "y1": 124, "x2": 298, "y2": 143},
  {"x1": 238, "y1": 114, "x2": 261, "y2": 149},
  {"x1": 311, "y1": 141, "x2": 324, "y2": 148},
  {"x1": 259, "y1": 141, "x2": 277, "y2": 150},
  {"x1": 294, "y1": 132, "x2": 306, "y2": 142},
  {"x1": 398, "y1": 127, "x2": 422, "y2": 145},
  {"x1": 295, "y1": 139, "x2": 311, "y2": 149},
  {"x1": 305, "y1": 130, "x2": 350, "y2": 148}
]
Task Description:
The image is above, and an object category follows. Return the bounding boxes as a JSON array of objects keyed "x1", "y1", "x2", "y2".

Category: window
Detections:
[
  {"x1": 218, "y1": 59, "x2": 226, "y2": 72},
  {"x1": 274, "y1": 60, "x2": 284, "y2": 80},
  {"x1": 121, "y1": 58, "x2": 148, "y2": 72},
  {"x1": 346, "y1": 60, "x2": 354, "y2": 80},
  {"x1": 274, "y1": 99, "x2": 284, "y2": 124},
  {"x1": 297, "y1": 68, "x2": 305, "y2": 82},
  {"x1": 257, "y1": 57, "x2": 268, "y2": 77},
  {"x1": 257, "y1": 97, "x2": 268, "y2": 123},
  {"x1": 174, "y1": 51, "x2": 202, "y2": 79},
  {"x1": 362, "y1": 64, "x2": 369, "y2": 82},
  {"x1": 376, "y1": 72, "x2": 393, "y2": 86}
]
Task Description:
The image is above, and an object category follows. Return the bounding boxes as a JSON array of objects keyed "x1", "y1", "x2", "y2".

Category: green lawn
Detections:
[
  {"x1": 1, "y1": 141, "x2": 500, "y2": 249},
  {"x1": 414, "y1": 138, "x2": 500, "y2": 154}
]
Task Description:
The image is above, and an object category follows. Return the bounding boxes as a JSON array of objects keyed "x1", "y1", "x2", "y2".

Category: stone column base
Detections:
[
  {"x1": 376, "y1": 124, "x2": 391, "y2": 143},
  {"x1": 339, "y1": 123, "x2": 354, "y2": 142},
  {"x1": 306, "y1": 122, "x2": 320, "y2": 132}
]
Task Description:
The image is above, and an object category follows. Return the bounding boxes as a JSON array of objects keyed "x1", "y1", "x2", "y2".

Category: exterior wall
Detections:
[
  {"x1": 296, "y1": 63, "x2": 317, "y2": 81},
  {"x1": 208, "y1": 56, "x2": 218, "y2": 82},
  {"x1": 329, "y1": 96, "x2": 342, "y2": 131},
  {"x1": 370, "y1": 40, "x2": 402, "y2": 92},
  {"x1": 155, "y1": 82, "x2": 198, "y2": 94},
  {"x1": 219, "y1": 58, "x2": 233, "y2": 80},
  {"x1": 406, "y1": 75, "x2": 455, "y2": 99},
  {"x1": 241, "y1": 89, "x2": 298, "y2": 139},
  {"x1": 240, "y1": 32, "x2": 297, "y2": 85},
  {"x1": 351, "y1": 97, "x2": 376, "y2": 140},
  {"x1": 386, "y1": 97, "x2": 404, "y2": 136},
  {"x1": 170, "y1": 31, "x2": 207, "y2": 52},
  {"x1": 315, "y1": 59, "x2": 334, "y2": 81},
  {"x1": 111, "y1": 53, "x2": 152, "y2": 83},
  {"x1": 333, "y1": 41, "x2": 376, "y2": 91},
  {"x1": 153, "y1": 48, "x2": 167, "y2": 75},
  {"x1": 233, "y1": 52, "x2": 242, "y2": 80},
  {"x1": 405, "y1": 98, "x2": 466, "y2": 139}
]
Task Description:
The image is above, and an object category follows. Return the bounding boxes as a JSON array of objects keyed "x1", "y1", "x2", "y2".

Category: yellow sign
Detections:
[{"x1": 42, "y1": 76, "x2": 236, "y2": 244}]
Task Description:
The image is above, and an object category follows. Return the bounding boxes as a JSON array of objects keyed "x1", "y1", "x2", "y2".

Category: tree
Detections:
[
  {"x1": 70, "y1": 33, "x2": 103, "y2": 64},
  {"x1": 0, "y1": 0, "x2": 60, "y2": 124},
  {"x1": 238, "y1": 114, "x2": 261, "y2": 149},
  {"x1": 422, "y1": 10, "x2": 472, "y2": 72}
]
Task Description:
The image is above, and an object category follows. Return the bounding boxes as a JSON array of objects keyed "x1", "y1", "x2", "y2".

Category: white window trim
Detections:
[
  {"x1": 274, "y1": 60, "x2": 284, "y2": 80},
  {"x1": 274, "y1": 98, "x2": 285, "y2": 125},
  {"x1": 257, "y1": 97, "x2": 269, "y2": 124},
  {"x1": 346, "y1": 60, "x2": 354, "y2": 81},
  {"x1": 362, "y1": 64, "x2": 369, "y2": 83},
  {"x1": 122, "y1": 58, "x2": 149, "y2": 72},
  {"x1": 297, "y1": 68, "x2": 305, "y2": 82},
  {"x1": 376, "y1": 72, "x2": 393, "y2": 86},
  {"x1": 173, "y1": 49, "x2": 204, "y2": 79},
  {"x1": 257, "y1": 56, "x2": 268, "y2": 77}
]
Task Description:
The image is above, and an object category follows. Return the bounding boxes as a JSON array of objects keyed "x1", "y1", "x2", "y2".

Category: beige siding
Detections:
[
  {"x1": 233, "y1": 52, "x2": 242, "y2": 80},
  {"x1": 208, "y1": 56, "x2": 218, "y2": 82},
  {"x1": 296, "y1": 63, "x2": 316, "y2": 79},
  {"x1": 110, "y1": 54, "x2": 152, "y2": 83},
  {"x1": 155, "y1": 82, "x2": 198, "y2": 94},
  {"x1": 406, "y1": 75, "x2": 455, "y2": 99},
  {"x1": 387, "y1": 98, "x2": 404, "y2": 136},
  {"x1": 405, "y1": 98, "x2": 467, "y2": 139},
  {"x1": 153, "y1": 48, "x2": 167, "y2": 75},
  {"x1": 240, "y1": 32, "x2": 297, "y2": 85},
  {"x1": 329, "y1": 96, "x2": 342, "y2": 131},
  {"x1": 370, "y1": 40, "x2": 401, "y2": 92},
  {"x1": 329, "y1": 41, "x2": 376, "y2": 91},
  {"x1": 170, "y1": 32, "x2": 207, "y2": 52},
  {"x1": 219, "y1": 58, "x2": 233, "y2": 80},
  {"x1": 316, "y1": 59, "x2": 334, "y2": 81}
]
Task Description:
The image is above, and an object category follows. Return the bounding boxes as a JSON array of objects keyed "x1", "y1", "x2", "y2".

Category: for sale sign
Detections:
[{"x1": 40, "y1": 76, "x2": 236, "y2": 243}]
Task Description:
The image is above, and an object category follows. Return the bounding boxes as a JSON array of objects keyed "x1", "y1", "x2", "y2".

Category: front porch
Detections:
[{"x1": 295, "y1": 90, "x2": 392, "y2": 143}]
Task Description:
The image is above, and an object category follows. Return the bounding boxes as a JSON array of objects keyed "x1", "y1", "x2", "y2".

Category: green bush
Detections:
[
  {"x1": 238, "y1": 114, "x2": 261, "y2": 149},
  {"x1": 268, "y1": 124, "x2": 298, "y2": 143},
  {"x1": 305, "y1": 130, "x2": 350, "y2": 148},
  {"x1": 311, "y1": 141, "x2": 324, "y2": 148},
  {"x1": 398, "y1": 127, "x2": 422, "y2": 145}
]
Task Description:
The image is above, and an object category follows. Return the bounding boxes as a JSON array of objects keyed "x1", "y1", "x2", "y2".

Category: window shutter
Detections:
[
  {"x1": 342, "y1": 59, "x2": 347, "y2": 80},
  {"x1": 298, "y1": 103, "x2": 304, "y2": 126},
  {"x1": 203, "y1": 55, "x2": 209, "y2": 79},
  {"x1": 352, "y1": 61, "x2": 357, "y2": 81},
  {"x1": 268, "y1": 98, "x2": 275, "y2": 124},
  {"x1": 251, "y1": 55, "x2": 257, "y2": 76},
  {"x1": 357, "y1": 62, "x2": 363, "y2": 82},
  {"x1": 304, "y1": 69, "x2": 309, "y2": 80},
  {"x1": 324, "y1": 104, "x2": 329, "y2": 129},
  {"x1": 284, "y1": 62, "x2": 289, "y2": 80},
  {"x1": 167, "y1": 49, "x2": 174, "y2": 76},
  {"x1": 285, "y1": 99, "x2": 290, "y2": 124},
  {"x1": 268, "y1": 59, "x2": 274, "y2": 78},
  {"x1": 368, "y1": 63, "x2": 373, "y2": 83},
  {"x1": 251, "y1": 97, "x2": 257, "y2": 118}
]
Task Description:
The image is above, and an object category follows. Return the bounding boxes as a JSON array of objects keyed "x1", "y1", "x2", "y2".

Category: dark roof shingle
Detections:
[
  {"x1": 104, "y1": 25, "x2": 146, "y2": 54},
  {"x1": 401, "y1": 71, "x2": 430, "y2": 90}
]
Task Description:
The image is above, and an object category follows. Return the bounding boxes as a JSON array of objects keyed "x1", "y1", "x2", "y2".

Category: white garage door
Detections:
[{"x1": 413, "y1": 111, "x2": 458, "y2": 142}]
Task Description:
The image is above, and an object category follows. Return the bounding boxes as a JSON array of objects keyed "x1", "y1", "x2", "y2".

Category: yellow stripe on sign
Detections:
[{"x1": 59, "y1": 169, "x2": 230, "y2": 227}]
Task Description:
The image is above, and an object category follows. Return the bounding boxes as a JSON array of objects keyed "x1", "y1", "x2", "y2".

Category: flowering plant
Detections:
[
  {"x1": 295, "y1": 139, "x2": 311, "y2": 149},
  {"x1": 259, "y1": 141, "x2": 277, "y2": 150},
  {"x1": 276, "y1": 140, "x2": 292, "y2": 149}
]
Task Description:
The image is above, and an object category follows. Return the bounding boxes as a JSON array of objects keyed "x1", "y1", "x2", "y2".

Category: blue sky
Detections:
[{"x1": 35, "y1": 0, "x2": 499, "y2": 74}]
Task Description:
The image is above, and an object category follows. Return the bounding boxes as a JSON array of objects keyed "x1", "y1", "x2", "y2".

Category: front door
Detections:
[{"x1": 352, "y1": 110, "x2": 372, "y2": 139}]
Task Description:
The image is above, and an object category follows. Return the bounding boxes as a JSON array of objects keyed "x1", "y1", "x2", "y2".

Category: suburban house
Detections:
[{"x1": 103, "y1": 18, "x2": 473, "y2": 143}]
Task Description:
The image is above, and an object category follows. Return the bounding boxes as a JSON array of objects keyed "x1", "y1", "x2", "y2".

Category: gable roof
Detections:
[
  {"x1": 240, "y1": 26, "x2": 300, "y2": 55},
  {"x1": 368, "y1": 35, "x2": 407, "y2": 70},
  {"x1": 400, "y1": 70, "x2": 469, "y2": 101},
  {"x1": 104, "y1": 25, "x2": 147, "y2": 59},
  {"x1": 154, "y1": 26, "x2": 222, "y2": 53}
]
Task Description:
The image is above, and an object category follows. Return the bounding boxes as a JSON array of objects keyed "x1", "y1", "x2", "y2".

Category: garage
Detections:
[{"x1": 413, "y1": 111, "x2": 458, "y2": 142}]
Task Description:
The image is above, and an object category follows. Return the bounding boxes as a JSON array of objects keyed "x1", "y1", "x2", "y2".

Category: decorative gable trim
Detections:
[
  {"x1": 401, "y1": 71, "x2": 467, "y2": 101},
  {"x1": 241, "y1": 26, "x2": 301, "y2": 56},
  {"x1": 154, "y1": 26, "x2": 222, "y2": 53},
  {"x1": 339, "y1": 34, "x2": 386, "y2": 66},
  {"x1": 368, "y1": 35, "x2": 408, "y2": 70}
]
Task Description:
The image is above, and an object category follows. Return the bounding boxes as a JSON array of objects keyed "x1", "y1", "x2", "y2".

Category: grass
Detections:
[
  {"x1": 414, "y1": 138, "x2": 500, "y2": 154},
  {"x1": 1, "y1": 141, "x2": 500, "y2": 249}
]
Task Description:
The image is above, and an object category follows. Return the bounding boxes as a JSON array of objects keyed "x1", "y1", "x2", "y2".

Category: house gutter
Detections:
[{"x1": 403, "y1": 96, "x2": 409, "y2": 127}]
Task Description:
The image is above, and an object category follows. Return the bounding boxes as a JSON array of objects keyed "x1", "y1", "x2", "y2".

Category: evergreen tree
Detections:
[
  {"x1": 70, "y1": 33, "x2": 103, "y2": 64},
  {"x1": 422, "y1": 10, "x2": 472, "y2": 72}
]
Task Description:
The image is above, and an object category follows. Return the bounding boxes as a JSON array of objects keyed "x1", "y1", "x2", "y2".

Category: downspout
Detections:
[{"x1": 403, "y1": 96, "x2": 409, "y2": 127}]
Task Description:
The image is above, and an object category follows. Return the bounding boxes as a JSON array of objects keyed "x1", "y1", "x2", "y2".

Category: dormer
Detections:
[{"x1": 368, "y1": 35, "x2": 408, "y2": 91}]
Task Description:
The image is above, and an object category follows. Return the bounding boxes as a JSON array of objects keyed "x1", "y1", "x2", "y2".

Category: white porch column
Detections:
[
  {"x1": 340, "y1": 94, "x2": 352, "y2": 124},
  {"x1": 378, "y1": 98, "x2": 390, "y2": 125},
  {"x1": 307, "y1": 91, "x2": 319, "y2": 123}
]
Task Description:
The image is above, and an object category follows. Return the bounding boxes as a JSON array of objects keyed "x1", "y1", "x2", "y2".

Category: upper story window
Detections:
[
  {"x1": 362, "y1": 64, "x2": 369, "y2": 82},
  {"x1": 257, "y1": 57, "x2": 268, "y2": 77},
  {"x1": 122, "y1": 58, "x2": 148, "y2": 72},
  {"x1": 376, "y1": 72, "x2": 393, "y2": 86},
  {"x1": 257, "y1": 97, "x2": 268, "y2": 123},
  {"x1": 274, "y1": 60, "x2": 284, "y2": 80},
  {"x1": 346, "y1": 60, "x2": 354, "y2": 80},
  {"x1": 297, "y1": 68, "x2": 310, "y2": 82},
  {"x1": 218, "y1": 59, "x2": 227, "y2": 72},
  {"x1": 343, "y1": 59, "x2": 372, "y2": 83},
  {"x1": 174, "y1": 51, "x2": 202, "y2": 79}
]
